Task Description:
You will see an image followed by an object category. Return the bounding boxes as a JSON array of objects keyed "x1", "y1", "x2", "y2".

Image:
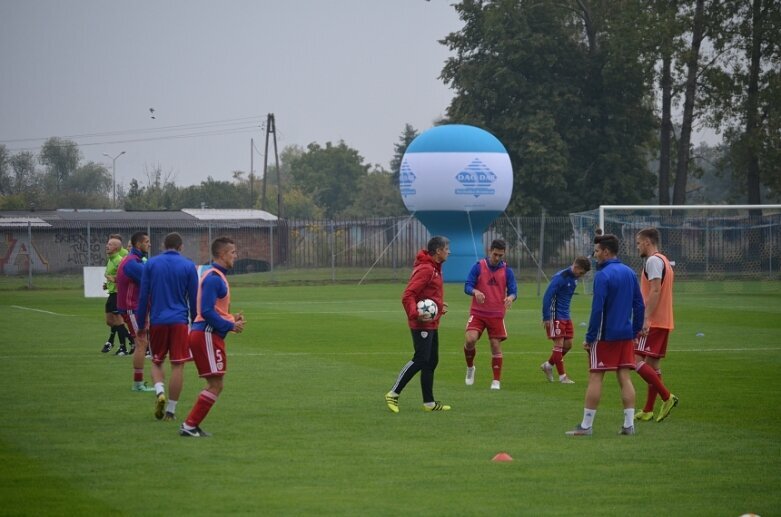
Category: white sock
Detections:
[
  {"x1": 581, "y1": 408, "x2": 596, "y2": 429},
  {"x1": 423, "y1": 402, "x2": 435, "y2": 408},
  {"x1": 624, "y1": 409, "x2": 635, "y2": 428},
  {"x1": 559, "y1": 374, "x2": 567, "y2": 381},
  {"x1": 182, "y1": 422, "x2": 196, "y2": 431},
  {"x1": 166, "y1": 400, "x2": 178, "y2": 414},
  {"x1": 387, "y1": 391, "x2": 398, "y2": 397},
  {"x1": 154, "y1": 382, "x2": 164, "y2": 396}
]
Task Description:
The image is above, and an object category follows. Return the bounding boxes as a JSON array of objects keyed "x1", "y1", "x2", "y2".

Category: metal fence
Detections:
[{"x1": 2, "y1": 212, "x2": 780, "y2": 288}]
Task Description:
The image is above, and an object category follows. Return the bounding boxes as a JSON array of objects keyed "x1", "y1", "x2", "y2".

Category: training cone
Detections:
[{"x1": 492, "y1": 452, "x2": 513, "y2": 462}]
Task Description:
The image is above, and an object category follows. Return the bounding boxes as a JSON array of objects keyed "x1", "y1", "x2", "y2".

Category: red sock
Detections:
[
  {"x1": 491, "y1": 354, "x2": 503, "y2": 381},
  {"x1": 185, "y1": 390, "x2": 219, "y2": 428},
  {"x1": 549, "y1": 347, "x2": 565, "y2": 375},
  {"x1": 133, "y1": 368, "x2": 143, "y2": 382},
  {"x1": 636, "y1": 362, "x2": 670, "y2": 402},
  {"x1": 464, "y1": 346, "x2": 476, "y2": 368}
]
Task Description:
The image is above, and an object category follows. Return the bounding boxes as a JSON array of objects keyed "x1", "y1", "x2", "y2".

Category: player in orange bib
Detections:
[
  {"x1": 179, "y1": 237, "x2": 246, "y2": 438},
  {"x1": 634, "y1": 228, "x2": 679, "y2": 423}
]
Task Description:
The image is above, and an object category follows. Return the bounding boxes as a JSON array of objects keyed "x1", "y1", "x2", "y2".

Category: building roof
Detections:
[{"x1": 0, "y1": 208, "x2": 278, "y2": 227}]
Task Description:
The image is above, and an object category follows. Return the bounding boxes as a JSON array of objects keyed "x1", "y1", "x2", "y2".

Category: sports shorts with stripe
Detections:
[
  {"x1": 588, "y1": 339, "x2": 636, "y2": 371},
  {"x1": 189, "y1": 329, "x2": 227, "y2": 377},
  {"x1": 545, "y1": 319, "x2": 574, "y2": 340},
  {"x1": 149, "y1": 323, "x2": 192, "y2": 365},
  {"x1": 634, "y1": 327, "x2": 670, "y2": 358}
]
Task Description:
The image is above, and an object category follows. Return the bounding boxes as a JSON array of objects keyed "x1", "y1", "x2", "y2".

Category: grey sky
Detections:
[{"x1": 0, "y1": 0, "x2": 462, "y2": 189}]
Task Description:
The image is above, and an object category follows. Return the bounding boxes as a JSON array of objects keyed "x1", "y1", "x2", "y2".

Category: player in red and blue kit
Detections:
[
  {"x1": 462, "y1": 239, "x2": 517, "y2": 390},
  {"x1": 116, "y1": 231, "x2": 155, "y2": 392},
  {"x1": 136, "y1": 232, "x2": 198, "y2": 422},
  {"x1": 180, "y1": 237, "x2": 246, "y2": 438},
  {"x1": 540, "y1": 257, "x2": 591, "y2": 384},
  {"x1": 566, "y1": 234, "x2": 644, "y2": 437}
]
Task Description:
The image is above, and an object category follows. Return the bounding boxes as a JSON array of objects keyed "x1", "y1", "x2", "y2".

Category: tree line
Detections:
[{"x1": 1, "y1": 1, "x2": 777, "y2": 216}]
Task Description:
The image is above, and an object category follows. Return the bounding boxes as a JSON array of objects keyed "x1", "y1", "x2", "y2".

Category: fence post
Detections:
[
  {"x1": 705, "y1": 218, "x2": 710, "y2": 278},
  {"x1": 87, "y1": 222, "x2": 91, "y2": 266},
  {"x1": 516, "y1": 216, "x2": 521, "y2": 275},
  {"x1": 269, "y1": 223, "x2": 274, "y2": 280},
  {"x1": 537, "y1": 208, "x2": 545, "y2": 296},
  {"x1": 27, "y1": 220, "x2": 33, "y2": 289},
  {"x1": 330, "y1": 220, "x2": 336, "y2": 282}
]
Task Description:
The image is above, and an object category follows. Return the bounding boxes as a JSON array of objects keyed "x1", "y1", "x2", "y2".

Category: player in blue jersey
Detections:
[
  {"x1": 136, "y1": 232, "x2": 198, "y2": 422},
  {"x1": 540, "y1": 256, "x2": 591, "y2": 384}
]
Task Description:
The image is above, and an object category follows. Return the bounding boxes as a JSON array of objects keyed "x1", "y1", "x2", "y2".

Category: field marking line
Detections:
[{"x1": 9, "y1": 305, "x2": 75, "y2": 316}]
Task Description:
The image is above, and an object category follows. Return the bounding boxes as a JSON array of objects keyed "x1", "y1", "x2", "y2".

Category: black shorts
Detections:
[{"x1": 105, "y1": 293, "x2": 119, "y2": 314}]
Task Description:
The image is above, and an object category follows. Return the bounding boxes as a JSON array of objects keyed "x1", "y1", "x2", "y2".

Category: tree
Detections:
[
  {"x1": 440, "y1": 0, "x2": 656, "y2": 216},
  {"x1": 39, "y1": 137, "x2": 80, "y2": 192},
  {"x1": 389, "y1": 124, "x2": 419, "y2": 183},
  {"x1": 287, "y1": 141, "x2": 370, "y2": 218},
  {"x1": 124, "y1": 164, "x2": 180, "y2": 210},
  {"x1": 0, "y1": 145, "x2": 10, "y2": 195},
  {"x1": 343, "y1": 166, "x2": 407, "y2": 217}
]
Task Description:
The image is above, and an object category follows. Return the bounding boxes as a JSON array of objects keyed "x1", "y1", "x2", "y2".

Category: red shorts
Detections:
[
  {"x1": 465, "y1": 314, "x2": 507, "y2": 341},
  {"x1": 545, "y1": 319, "x2": 574, "y2": 340},
  {"x1": 149, "y1": 323, "x2": 192, "y2": 365},
  {"x1": 122, "y1": 310, "x2": 142, "y2": 337},
  {"x1": 635, "y1": 328, "x2": 670, "y2": 358},
  {"x1": 589, "y1": 339, "x2": 636, "y2": 371},
  {"x1": 189, "y1": 330, "x2": 227, "y2": 378}
]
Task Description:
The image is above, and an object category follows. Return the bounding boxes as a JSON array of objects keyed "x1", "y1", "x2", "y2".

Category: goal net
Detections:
[{"x1": 570, "y1": 205, "x2": 781, "y2": 282}]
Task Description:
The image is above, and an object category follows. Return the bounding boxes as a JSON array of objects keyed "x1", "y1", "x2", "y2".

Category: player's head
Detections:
[
  {"x1": 163, "y1": 232, "x2": 183, "y2": 251},
  {"x1": 593, "y1": 234, "x2": 619, "y2": 262},
  {"x1": 105, "y1": 235, "x2": 122, "y2": 255},
  {"x1": 130, "y1": 231, "x2": 150, "y2": 254},
  {"x1": 427, "y1": 236, "x2": 450, "y2": 263},
  {"x1": 211, "y1": 236, "x2": 237, "y2": 269},
  {"x1": 488, "y1": 239, "x2": 507, "y2": 266},
  {"x1": 635, "y1": 227, "x2": 660, "y2": 258},
  {"x1": 572, "y1": 256, "x2": 591, "y2": 277},
  {"x1": 595, "y1": 227, "x2": 603, "y2": 236}
]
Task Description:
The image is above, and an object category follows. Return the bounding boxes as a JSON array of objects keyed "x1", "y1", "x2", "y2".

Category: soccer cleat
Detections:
[
  {"x1": 565, "y1": 424, "x2": 592, "y2": 436},
  {"x1": 423, "y1": 402, "x2": 451, "y2": 411},
  {"x1": 145, "y1": 348, "x2": 152, "y2": 359},
  {"x1": 115, "y1": 346, "x2": 128, "y2": 357},
  {"x1": 154, "y1": 393, "x2": 166, "y2": 420},
  {"x1": 540, "y1": 362, "x2": 554, "y2": 382},
  {"x1": 465, "y1": 366, "x2": 476, "y2": 386},
  {"x1": 490, "y1": 380, "x2": 501, "y2": 390},
  {"x1": 635, "y1": 410, "x2": 654, "y2": 422},
  {"x1": 131, "y1": 382, "x2": 155, "y2": 392},
  {"x1": 101, "y1": 341, "x2": 113, "y2": 353},
  {"x1": 384, "y1": 392, "x2": 399, "y2": 414},
  {"x1": 656, "y1": 394, "x2": 679, "y2": 422},
  {"x1": 619, "y1": 425, "x2": 636, "y2": 435},
  {"x1": 179, "y1": 424, "x2": 211, "y2": 438},
  {"x1": 128, "y1": 344, "x2": 136, "y2": 355},
  {"x1": 163, "y1": 411, "x2": 176, "y2": 421},
  {"x1": 559, "y1": 376, "x2": 575, "y2": 384}
]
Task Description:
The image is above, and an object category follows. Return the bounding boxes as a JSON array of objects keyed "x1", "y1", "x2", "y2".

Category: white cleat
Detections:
[
  {"x1": 490, "y1": 380, "x2": 501, "y2": 390},
  {"x1": 540, "y1": 362, "x2": 554, "y2": 382},
  {"x1": 559, "y1": 376, "x2": 575, "y2": 384},
  {"x1": 465, "y1": 366, "x2": 475, "y2": 386}
]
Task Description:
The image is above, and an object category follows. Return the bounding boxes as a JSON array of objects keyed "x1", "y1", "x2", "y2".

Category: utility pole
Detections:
[
  {"x1": 250, "y1": 138, "x2": 254, "y2": 208},
  {"x1": 261, "y1": 113, "x2": 282, "y2": 217}
]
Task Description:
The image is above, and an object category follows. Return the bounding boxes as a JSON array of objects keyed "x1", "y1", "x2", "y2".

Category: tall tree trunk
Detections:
[
  {"x1": 659, "y1": 49, "x2": 673, "y2": 205},
  {"x1": 745, "y1": 0, "x2": 763, "y2": 208},
  {"x1": 672, "y1": 0, "x2": 705, "y2": 204}
]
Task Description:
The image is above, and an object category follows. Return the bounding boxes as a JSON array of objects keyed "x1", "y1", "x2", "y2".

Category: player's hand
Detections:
[
  {"x1": 504, "y1": 296, "x2": 514, "y2": 309},
  {"x1": 582, "y1": 340, "x2": 591, "y2": 352},
  {"x1": 234, "y1": 312, "x2": 245, "y2": 323},
  {"x1": 640, "y1": 325, "x2": 649, "y2": 337},
  {"x1": 417, "y1": 313, "x2": 433, "y2": 322},
  {"x1": 543, "y1": 320, "x2": 551, "y2": 332},
  {"x1": 441, "y1": 302, "x2": 448, "y2": 315},
  {"x1": 233, "y1": 319, "x2": 245, "y2": 333},
  {"x1": 473, "y1": 290, "x2": 485, "y2": 304}
]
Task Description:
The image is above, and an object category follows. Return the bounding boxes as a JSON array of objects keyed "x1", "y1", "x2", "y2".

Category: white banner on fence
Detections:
[{"x1": 84, "y1": 267, "x2": 108, "y2": 298}]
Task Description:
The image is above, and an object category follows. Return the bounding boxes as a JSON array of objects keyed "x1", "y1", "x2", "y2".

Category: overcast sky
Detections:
[{"x1": 0, "y1": 0, "x2": 463, "y2": 189}]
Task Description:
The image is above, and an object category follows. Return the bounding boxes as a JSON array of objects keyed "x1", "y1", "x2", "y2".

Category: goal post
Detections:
[{"x1": 570, "y1": 204, "x2": 781, "y2": 281}]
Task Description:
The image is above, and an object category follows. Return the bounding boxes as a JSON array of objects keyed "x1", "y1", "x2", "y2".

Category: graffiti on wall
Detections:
[
  {"x1": 0, "y1": 233, "x2": 50, "y2": 274},
  {"x1": 54, "y1": 230, "x2": 104, "y2": 266}
]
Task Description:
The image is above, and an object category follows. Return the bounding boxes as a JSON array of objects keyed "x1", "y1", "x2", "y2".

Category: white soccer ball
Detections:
[{"x1": 417, "y1": 299, "x2": 438, "y2": 320}]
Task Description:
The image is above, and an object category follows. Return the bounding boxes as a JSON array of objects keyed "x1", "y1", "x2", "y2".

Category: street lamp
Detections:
[{"x1": 102, "y1": 151, "x2": 126, "y2": 207}]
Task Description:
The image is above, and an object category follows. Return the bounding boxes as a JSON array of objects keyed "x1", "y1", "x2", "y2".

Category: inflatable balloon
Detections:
[{"x1": 400, "y1": 124, "x2": 513, "y2": 281}]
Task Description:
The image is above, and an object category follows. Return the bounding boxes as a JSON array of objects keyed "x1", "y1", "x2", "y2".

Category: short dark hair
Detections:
[
  {"x1": 211, "y1": 236, "x2": 235, "y2": 258},
  {"x1": 427, "y1": 236, "x2": 450, "y2": 255},
  {"x1": 490, "y1": 239, "x2": 506, "y2": 251},
  {"x1": 595, "y1": 227, "x2": 603, "y2": 236},
  {"x1": 163, "y1": 232, "x2": 183, "y2": 250},
  {"x1": 636, "y1": 227, "x2": 660, "y2": 246},
  {"x1": 574, "y1": 256, "x2": 591, "y2": 271},
  {"x1": 594, "y1": 234, "x2": 620, "y2": 255},
  {"x1": 108, "y1": 233, "x2": 123, "y2": 243},
  {"x1": 130, "y1": 231, "x2": 148, "y2": 247}
]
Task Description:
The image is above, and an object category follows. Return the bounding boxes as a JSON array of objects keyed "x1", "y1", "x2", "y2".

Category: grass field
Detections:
[{"x1": 1, "y1": 280, "x2": 779, "y2": 516}]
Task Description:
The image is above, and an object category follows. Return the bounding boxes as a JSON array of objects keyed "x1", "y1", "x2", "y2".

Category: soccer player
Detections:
[
  {"x1": 179, "y1": 237, "x2": 246, "y2": 438},
  {"x1": 462, "y1": 239, "x2": 518, "y2": 390},
  {"x1": 385, "y1": 236, "x2": 451, "y2": 413},
  {"x1": 540, "y1": 256, "x2": 591, "y2": 384},
  {"x1": 634, "y1": 227, "x2": 679, "y2": 422},
  {"x1": 116, "y1": 231, "x2": 155, "y2": 392},
  {"x1": 136, "y1": 232, "x2": 198, "y2": 421},
  {"x1": 566, "y1": 234, "x2": 644, "y2": 436},
  {"x1": 101, "y1": 234, "x2": 132, "y2": 355}
]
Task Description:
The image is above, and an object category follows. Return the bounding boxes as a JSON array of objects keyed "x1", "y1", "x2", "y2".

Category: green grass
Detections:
[{"x1": 1, "y1": 281, "x2": 779, "y2": 516}]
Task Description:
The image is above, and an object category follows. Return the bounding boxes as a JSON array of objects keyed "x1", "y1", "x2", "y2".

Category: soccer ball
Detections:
[{"x1": 416, "y1": 299, "x2": 438, "y2": 320}]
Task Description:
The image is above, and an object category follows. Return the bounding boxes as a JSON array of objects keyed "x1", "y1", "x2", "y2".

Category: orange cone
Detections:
[{"x1": 492, "y1": 452, "x2": 513, "y2": 462}]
